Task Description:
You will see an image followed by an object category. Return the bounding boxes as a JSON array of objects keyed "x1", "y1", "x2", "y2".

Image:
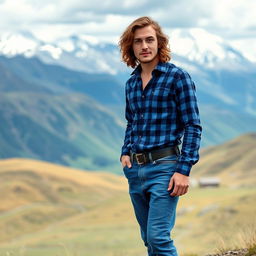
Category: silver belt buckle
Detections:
[{"x1": 135, "y1": 153, "x2": 146, "y2": 165}]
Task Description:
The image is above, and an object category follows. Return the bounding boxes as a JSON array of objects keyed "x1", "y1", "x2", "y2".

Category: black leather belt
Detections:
[{"x1": 130, "y1": 146, "x2": 180, "y2": 165}]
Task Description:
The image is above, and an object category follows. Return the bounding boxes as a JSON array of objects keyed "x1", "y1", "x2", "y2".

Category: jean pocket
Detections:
[{"x1": 122, "y1": 165, "x2": 129, "y2": 178}]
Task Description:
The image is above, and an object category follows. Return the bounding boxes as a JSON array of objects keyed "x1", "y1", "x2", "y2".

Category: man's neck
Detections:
[{"x1": 140, "y1": 57, "x2": 159, "y2": 76}]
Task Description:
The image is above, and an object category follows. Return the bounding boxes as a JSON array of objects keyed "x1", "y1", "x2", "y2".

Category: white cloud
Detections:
[
  {"x1": 28, "y1": 14, "x2": 134, "y2": 43},
  {"x1": 210, "y1": 0, "x2": 256, "y2": 31},
  {"x1": 230, "y1": 39, "x2": 256, "y2": 62},
  {"x1": 1, "y1": 0, "x2": 255, "y2": 37},
  {"x1": 0, "y1": 0, "x2": 255, "y2": 59}
]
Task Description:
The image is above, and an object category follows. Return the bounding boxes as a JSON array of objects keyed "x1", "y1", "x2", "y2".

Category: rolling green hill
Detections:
[
  {"x1": 0, "y1": 153, "x2": 255, "y2": 256},
  {"x1": 0, "y1": 55, "x2": 126, "y2": 172},
  {"x1": 0, "y1": 92, "x2": 124, "y2": 172},
  {"x1": 192, "y1": 132, "x2": 256, "y2": 187}
]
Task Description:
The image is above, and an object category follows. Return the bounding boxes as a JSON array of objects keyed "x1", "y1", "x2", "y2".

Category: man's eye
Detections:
[{"x1": 146, "y1": 38, "x2": 154, "y2": 43}]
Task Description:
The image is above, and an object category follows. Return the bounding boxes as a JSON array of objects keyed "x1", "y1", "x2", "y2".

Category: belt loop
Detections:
[
  {"x1": 130, "y1": 151, "x2": 134, "y2": 163},
  {"x1": 148, "y1": 152, "x2": 153, "y2": 162}
]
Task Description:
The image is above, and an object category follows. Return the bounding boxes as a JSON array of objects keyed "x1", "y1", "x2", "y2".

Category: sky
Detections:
[{"x1": 0, "y1": 0, "x2": 256, "y2": 61}]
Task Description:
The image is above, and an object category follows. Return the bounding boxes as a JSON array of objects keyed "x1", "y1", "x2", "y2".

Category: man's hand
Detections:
[
  {"x1": 167, "y1": 172, "x2": 189, "y2": 196},
  {"x1": 121, "y1": 155, "x2": 132, "y2": 168}
]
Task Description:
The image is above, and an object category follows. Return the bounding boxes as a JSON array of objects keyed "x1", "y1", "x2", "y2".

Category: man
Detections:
[{"x1": 119, "y1": 16, "x2": 202, "y2": 256}]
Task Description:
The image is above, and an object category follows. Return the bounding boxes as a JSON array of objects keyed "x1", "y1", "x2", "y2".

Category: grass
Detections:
[
  {"x1": 174, "y1": 186, "x2": 256, "y2": 254},
  {"x1": 244, "y1": 227, "x2": 256, "y2": 256},
  {"x1": 246, "y1": 245, "x2": 256, "y2": 256},
  {"x1": 1, "y1": 187, "x2": 255, "y2": 256},
  {"x1": 0, "y1": 158, "x2": 256, "y2": 256},
  {"x1": 214, "y1": 225, "x2": 256, "y2": 256}
]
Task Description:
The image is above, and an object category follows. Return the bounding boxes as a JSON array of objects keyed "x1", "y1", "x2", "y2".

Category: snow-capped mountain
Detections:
[
  {"x1": 170, "y1": 28, "x2": 253, "y2": 70},
  {"x1": 1, "y1": 30, "x2": 256, "y2": 116},
  {"x1": 0, "y1": 31, "x2": 127, "y2": 75},
  {"x1": 1, "y1": 29, "x2": 256, "y2": 155},
  {"x1": 1, "y1": 28, "x2": 254, "y2": 76}
]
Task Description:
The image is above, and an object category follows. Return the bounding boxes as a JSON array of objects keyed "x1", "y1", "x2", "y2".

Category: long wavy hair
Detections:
[{"x1": 119, "y1": 16, "x2": 171, "y2": 68}]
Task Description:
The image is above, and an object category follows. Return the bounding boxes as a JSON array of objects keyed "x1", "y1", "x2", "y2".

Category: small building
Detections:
[{"x1": 198, "y1": 177, "x2": 220, "y2": 188}]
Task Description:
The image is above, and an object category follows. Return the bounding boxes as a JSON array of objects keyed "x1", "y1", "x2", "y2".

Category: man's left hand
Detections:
[{"x1": 167, "y1": 172, "x2": 189, "y2": 196}]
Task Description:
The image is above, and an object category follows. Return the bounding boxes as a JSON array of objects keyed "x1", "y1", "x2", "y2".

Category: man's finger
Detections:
[
  {"x1": 184, "y1": 185, "x2": 189, "y2": 195},
  {"x1": 127, "y1": 160, "x2": 132, "y2": 168},
  {"x1": 121, "y1": 155, "x2": 132, "y2": 168},
  {"x1": 180, "y1": 186, "x2": 186, "y2": 196},
  {"x1": 179, "y1": 185, "x2": 189, "y2": 196},
  {"x1": 167, "y1": 177, "x2": 174, "y2": 191},
  {"x1": 170, "y1": 183, "x2": 179, "y2": 196},
  {"x1": 176, "y1": 185, "x2": 183, "y2": 196},
  {"x1": 121, "y1": 160, "x2": 127, "y2": 168}
]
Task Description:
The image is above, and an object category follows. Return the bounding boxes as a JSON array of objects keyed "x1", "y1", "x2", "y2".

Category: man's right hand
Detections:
[{"x1": 121, "y1": 155, "x2": 132, "y2": 168}]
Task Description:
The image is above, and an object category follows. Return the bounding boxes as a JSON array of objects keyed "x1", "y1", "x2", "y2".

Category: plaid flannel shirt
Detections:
[{"x1": 121, "y1": 62, "x2": 202, "y2": 176}]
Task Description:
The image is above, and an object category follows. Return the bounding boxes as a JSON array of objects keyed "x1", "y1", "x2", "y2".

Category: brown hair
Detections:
[{"x1": 119, "y1": 16, "x2": 171, "y2": 68}]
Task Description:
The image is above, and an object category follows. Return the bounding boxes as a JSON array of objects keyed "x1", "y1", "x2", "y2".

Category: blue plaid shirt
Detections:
[{"x1": 121, "y1": 62, "x2": 202, "y2": 176}]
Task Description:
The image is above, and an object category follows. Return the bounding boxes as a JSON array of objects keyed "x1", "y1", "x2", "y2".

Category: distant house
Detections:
[{"x1": 198, "y1": 177, "x2": 220, "y2": 188}]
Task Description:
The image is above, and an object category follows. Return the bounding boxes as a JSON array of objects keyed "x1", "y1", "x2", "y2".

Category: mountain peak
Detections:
[
  {"x1": 0, "y1": 32, "x2": 39, "y2": 57},
  {"x1": 171, "y1": 28, "x2": 248, "y2": 69},
  {"x1": 0, "y1": 29, "x2": 255, "y2": 74}
]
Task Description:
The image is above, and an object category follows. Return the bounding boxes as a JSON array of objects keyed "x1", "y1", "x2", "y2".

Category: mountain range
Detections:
[
  {"x1": 0, "y1": 55, "x2": 125, "y2": 171},
  {"x1": 0, "y1": 28, "x2": 256, "y2": 170}
]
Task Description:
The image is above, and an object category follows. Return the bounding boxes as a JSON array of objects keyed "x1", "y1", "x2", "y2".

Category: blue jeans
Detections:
[{"x1": 123, "y1": 155, "x2": 179, "y2": 256}]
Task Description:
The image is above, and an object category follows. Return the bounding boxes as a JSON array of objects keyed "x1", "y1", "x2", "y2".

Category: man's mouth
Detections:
[{"x1": 140, "y1": 52, "x2": 150, "y2": 56}]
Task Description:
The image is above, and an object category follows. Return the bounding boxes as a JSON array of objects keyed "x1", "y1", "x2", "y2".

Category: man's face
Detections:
[{"x1": 132, "y1": 25, "x2": 159, "y2": 65}]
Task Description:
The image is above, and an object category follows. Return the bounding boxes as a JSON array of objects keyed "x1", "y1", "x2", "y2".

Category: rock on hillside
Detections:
[{"x1": 206, "y1": 248, "x2": 253, "y2": 256}]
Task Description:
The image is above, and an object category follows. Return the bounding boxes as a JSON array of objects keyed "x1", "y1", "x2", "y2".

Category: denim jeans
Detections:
[{"x1": 123, "y1": 155, "x2": 179, "y2": 256}]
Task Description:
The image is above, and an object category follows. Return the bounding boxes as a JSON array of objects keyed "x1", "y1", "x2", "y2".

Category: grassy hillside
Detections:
[
  {"x1": 192, "y1": 132, "x2": 256, "y2": 187},
  {"x1": 0, "y1": 158, "x2": 127, "y2": 255},
  {"x1": 0, "y1": 157, "x2": 255, "y2": 256},
  {"x1": 199, "y1": 105, "x2": 256, "y2": 147},
  {"x1": 0, "y1": 55, "x2": 125, "y2": 173},
  {"x1": 0, "y1": 92, "x2": 123, "y2": 172}
]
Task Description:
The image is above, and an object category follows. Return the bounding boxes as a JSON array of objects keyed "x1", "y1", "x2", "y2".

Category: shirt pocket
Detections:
[{"x1": 150, "y1": 88, "x2": 170, "y2": 109}]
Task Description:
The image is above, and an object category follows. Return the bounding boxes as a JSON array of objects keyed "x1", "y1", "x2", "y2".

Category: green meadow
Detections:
[{"x1": 0, "y1": 158, "x2": 255, "y2": 255}]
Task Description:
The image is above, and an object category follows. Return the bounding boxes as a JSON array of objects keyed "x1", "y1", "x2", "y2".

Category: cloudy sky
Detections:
[{"x1": 0, "y1": 0, "x2": 256, "y2": 61}]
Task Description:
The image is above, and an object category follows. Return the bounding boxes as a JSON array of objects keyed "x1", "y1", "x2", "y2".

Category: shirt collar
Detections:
[
  {"x1": 131, "y1": 62, "x2": 169, "y2": 76},
  {"x1": 131, "y1": 65, "x2": 141, "y2": 76}
]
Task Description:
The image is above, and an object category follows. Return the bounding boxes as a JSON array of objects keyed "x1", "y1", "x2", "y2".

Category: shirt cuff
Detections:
[{"x1": 175, "y1": 161, "x2": 192, "y2": 176}]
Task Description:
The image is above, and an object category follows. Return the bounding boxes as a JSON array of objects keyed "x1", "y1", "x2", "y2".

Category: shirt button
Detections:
[
  {"x1": 141, "y1": 114, "x2": 143, "y2": 118},
  {"x1": 142, "y1": 95, "x2": 145, "y2": 98}
]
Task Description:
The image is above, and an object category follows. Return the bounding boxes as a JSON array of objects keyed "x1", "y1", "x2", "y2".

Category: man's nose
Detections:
[{"x1": 142, "y1": 40, "x2": 148, "y2": 49}]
